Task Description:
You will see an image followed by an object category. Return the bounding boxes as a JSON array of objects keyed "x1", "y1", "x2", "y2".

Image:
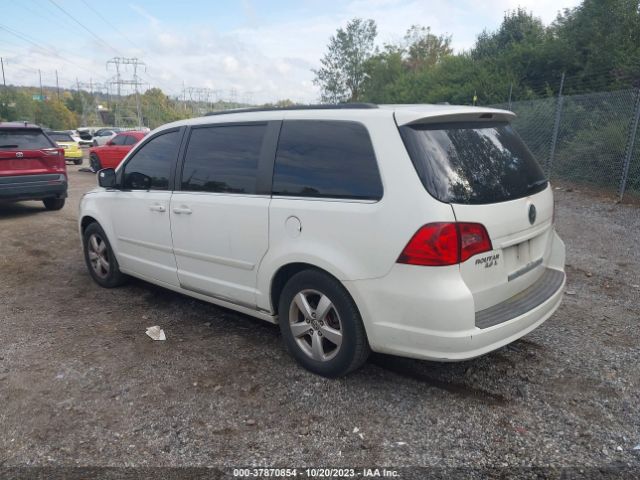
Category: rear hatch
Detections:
[
  {"x1": 49, "y1": 133, "x2": 80, "y2": 156},
  {"x1": 0, "y1": 128, "x2": 65, "y2": 176},
  {"x1": 397, "y1": 112, "x2": 555, "y2": 312}
]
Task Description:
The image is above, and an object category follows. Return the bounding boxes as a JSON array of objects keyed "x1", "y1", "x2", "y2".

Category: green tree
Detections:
[
  {"x1": 0, "y1": 88, "x2": 36, "y2": 122},
  {"x1": 313, "y1": 18, "x2": 378, "y2": 103},
  {"x1": 551, "y1": 0, "x2": 640, "y2": 90},
  {"x1": 404, "y1": 25, "x2": 453, "y2": 71},
  {"x1": 35, "y1": 99, "x2": 77, "y2": 129},
  {"x1": 141, "y1": 88, "x2": 188, "y2": 129},
  {"x1": 360, "y1": 45, "x2": 405, "y2": 103}
]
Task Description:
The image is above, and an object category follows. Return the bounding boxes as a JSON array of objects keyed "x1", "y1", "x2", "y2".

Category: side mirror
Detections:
[
  {"x1": 106, "y1": 140, "x2": 114, "y2": 146},
  {"x1": 98, "y1": 168, "x2": 117, "y2": 188}
]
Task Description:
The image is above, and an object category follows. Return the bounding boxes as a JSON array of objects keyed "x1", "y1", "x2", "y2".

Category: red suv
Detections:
[
  {"x1": 88, "y1": 131, "x2": 146, "y2": 172},
  {"x1": 0, "y1": 122, "x2": 67, "y2": 210}
]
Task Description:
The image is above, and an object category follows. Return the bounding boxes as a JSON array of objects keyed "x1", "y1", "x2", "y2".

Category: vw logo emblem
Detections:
[
  {"x1": 528, "y1": 204, "x2": 537, "y2": 225},
  {"x1": 16, "y1": 152, "x2": 24, "y2": 158}
]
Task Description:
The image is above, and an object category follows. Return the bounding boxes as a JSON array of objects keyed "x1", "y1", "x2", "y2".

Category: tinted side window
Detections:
[
  {"x1": 124, "y1": 135, "x2": 139, "y2": 145},
  {"x1": 181, "y1": 124, "x2": 266, "y2": 194},
  {"x1": 111, "y1": 135, "x2": 127, "y2": 146},
  {"x1": 123, "y1": 130, "x2": 181, "y2": 190},
  {"x1": 272, "y1": 121, "x2": 382, "y2": 200}
]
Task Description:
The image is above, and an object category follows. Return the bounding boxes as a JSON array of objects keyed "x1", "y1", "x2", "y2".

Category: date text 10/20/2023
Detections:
[{"x1": 232, "y1": 468, "x2": 400, "y2": 478}]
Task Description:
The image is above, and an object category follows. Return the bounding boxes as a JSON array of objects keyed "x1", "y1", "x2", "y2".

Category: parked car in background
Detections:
[
  {"x1": 88, "y1": 130, "x2": 146, "y2": 171},
  {"x1": 48, "y1": 131, "x2": 83, "y2": 165},
  {"x1": 0, "y1": 122, "x2": 67, "y2": 210},
  {"x1": 77, "y1": 127, "x2": 97, "y2": 146},
  {"x1": 79, "y1": 104, "x2": 565, "y2": 377},
  {"x1": 92, "y1": 128, "x2": 121, "y2": 146}
]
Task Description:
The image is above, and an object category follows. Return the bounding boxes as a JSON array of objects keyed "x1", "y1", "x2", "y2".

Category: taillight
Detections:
[
  {"x1": 397, "y1": 222, "x2": 492, "y2": 266},
  {"x1": 42, "y1": 148, "x2": 63, "y2": 156},
  {"x1": 458, "y1": 222, "x2": 492, "y2": 262}
]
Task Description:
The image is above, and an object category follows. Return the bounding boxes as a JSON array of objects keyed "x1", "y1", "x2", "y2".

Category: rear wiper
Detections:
[
  {"x1": 527, "y1": 179, "x2": 548, "y2": 190},
  {"x1": 0, "y1": 144, "x2": 19, "y2": 148}
]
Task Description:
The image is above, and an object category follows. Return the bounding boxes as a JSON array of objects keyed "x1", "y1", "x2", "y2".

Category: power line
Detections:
[
  {"x1": 79, "y1": 0, "x2": 138, "y2": 51},
  {"x1": 0, "y1": 22, "x2": 101, "y2": 77},
  {"x1": 47, "y1": 0, "x2": 121, "y2": 56}
]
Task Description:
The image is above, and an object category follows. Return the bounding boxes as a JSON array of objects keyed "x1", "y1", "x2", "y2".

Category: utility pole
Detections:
[
  {"x1": 38, "y1": 69, "x2": 43, "y2": 100},
  {"x1": 1, "y1": 57, "x2": 6, "y2": 87},
  {"x1": 55, "y1": 70, "x2": 60, "y2": 100},
  {"x1": 508, "y1": 83, "x2": 513, "y2": 110}
]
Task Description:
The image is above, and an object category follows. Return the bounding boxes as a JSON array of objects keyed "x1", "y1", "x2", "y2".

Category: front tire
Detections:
[
  {"x1": 43, "y1": 198, "x2": 65, "y2": 210},
  {"x1": 82, "y1": 222, "x2": 126, "y2": 288},
  {"x1": 89, "y1": 153, "x2": 102, "y2": 172},
  {"x1": 278, "y1": 269, "x2": 370, "y2": 377},
  {"x1": 74, "y1": 158, "x2": 83, "y2": 165}
]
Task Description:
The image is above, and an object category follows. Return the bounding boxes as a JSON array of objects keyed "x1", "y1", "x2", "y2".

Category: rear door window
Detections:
[
  {"x1": 399, "y1": 122, "x2": 547, "y2": 204},
  {"x1": 122, "y1": 130, "x2": 181, "y2": 190},
  {"x1": 272, "y1": 120, "x2": 382, "y2": 200},
  {"x1": 124, "y1": 135, "x2": 139, "y2": 145},
  {"x1": 0, "y1": 129, "x2": 55, "y2": 150},
  {"x1": 181, "y1": 124, "x2": 266, "y2": 194}
]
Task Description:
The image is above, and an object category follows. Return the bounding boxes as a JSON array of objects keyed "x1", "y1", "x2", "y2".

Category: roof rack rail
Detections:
[{"x1": 205, "y1": 103, "x2": 378, "y2": 116}]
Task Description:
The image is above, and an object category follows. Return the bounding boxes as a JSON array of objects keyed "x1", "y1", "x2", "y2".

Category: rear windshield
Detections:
[
  {"x1": 0, "y1": 129, "x2": 55, "y2": 150},
  {"x1": 50, "y1": 133, "x2": 74, "y2": 142},
  {"x1": 399, "y1": 121, "x2": 547, "y2": 204}
]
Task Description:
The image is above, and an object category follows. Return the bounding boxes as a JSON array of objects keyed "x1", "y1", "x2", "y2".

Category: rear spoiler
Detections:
[{"x1": 393, "y1": 106, "x2": 516, "y2": 127}]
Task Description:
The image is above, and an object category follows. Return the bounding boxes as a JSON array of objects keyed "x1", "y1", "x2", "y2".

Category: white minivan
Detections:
[{"x1": 79, "y1": 104, "x2": 565, "y2": 377}]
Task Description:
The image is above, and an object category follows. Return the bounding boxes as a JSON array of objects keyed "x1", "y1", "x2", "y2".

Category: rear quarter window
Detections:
[
  {"x1": 272, "y1": 120, "x2": 383, "y2": 200},
  {"x1": 0, "y1": 129, "x2": 55, "y2": 150},
  {"x1": 399, "y1": 121, "x2": 547, "y2": 204}
]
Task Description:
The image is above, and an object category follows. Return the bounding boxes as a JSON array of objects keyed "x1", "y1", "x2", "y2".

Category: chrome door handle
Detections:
[
  {"x1": 172, "y1": 206, "x2": 192, "y2": 215},
  {"x1": 149, "y1": 204, "x2": 166, "y2": 212}
]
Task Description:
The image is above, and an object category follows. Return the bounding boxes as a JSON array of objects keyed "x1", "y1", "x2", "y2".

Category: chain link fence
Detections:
[{"x1": 492, "y1": 88, "x2": 640, "y2": 201}]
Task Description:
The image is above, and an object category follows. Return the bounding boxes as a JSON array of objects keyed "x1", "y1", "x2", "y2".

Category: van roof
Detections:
[{"x1": 160, "y1": 103, "x2": 515, "y2": 131}]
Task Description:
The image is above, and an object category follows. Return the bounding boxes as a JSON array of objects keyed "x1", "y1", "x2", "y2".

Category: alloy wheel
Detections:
[
  {"x1": 288, "y1": 289, "x2": 343, "y2": 362},
  {"x1": 87, "y1": 233, "x2": 110, "y2": 279}
]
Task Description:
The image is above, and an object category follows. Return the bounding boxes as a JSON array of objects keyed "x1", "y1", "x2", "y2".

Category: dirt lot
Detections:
[{"x1": 0, "y1": 165, "x2": 639, "y2": 474}]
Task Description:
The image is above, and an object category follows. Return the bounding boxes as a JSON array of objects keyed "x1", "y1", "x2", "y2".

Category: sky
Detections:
[{"x1": 0, "y1": 0, "x2": 582, "y2": 104}]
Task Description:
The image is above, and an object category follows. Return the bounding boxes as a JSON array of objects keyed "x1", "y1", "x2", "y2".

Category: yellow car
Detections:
[{"x1": 49, "y1": 131, "x2": 83, "y2": 165}]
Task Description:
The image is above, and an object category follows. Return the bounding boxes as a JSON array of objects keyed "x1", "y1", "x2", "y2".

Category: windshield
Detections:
[
  {"x1": 0, "y1": 129, "x2": 55, "y2": 150},
  {"x1": 50, "y1": 133, "x2": 74, "y2": 142},
  {"x1": 399, "y1": 121, "x2": 548, "y2": 204}
]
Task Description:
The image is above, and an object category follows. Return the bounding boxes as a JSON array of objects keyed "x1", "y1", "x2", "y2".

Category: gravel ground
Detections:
[{"x1": 0, "y1": 165, "x2": 639, "y2": 475}]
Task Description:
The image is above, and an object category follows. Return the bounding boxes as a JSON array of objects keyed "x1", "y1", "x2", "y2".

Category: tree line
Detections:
[
  {"x1": 313, "y1": 0, "x2": 640, "y2": 105},
  {"x1": 0, "y1": 86, "x2": 192, "y2": 130}
]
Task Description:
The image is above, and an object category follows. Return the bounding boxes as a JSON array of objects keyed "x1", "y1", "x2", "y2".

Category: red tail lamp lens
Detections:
[
  {"x1": 458, "y1": 222, "x2": 492, "y2": 262},
  {"x1": 397, "y1": 222, "x2": 492, "y2": 266}
]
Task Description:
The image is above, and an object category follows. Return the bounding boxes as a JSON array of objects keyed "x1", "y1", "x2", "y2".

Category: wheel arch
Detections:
[
  {"x1": 80, "y1": 215, "x2": 98, "y2": 233},
  {"x1": 269, "y1": 262, "x2": 352, "y2": 316}
]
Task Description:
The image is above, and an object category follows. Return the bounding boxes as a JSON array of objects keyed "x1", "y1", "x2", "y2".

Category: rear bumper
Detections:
[
  {"x1": 64, "y1": 150, "x2": 83, "y2": 159},
  {"x1": 0, "y1": 174, "x2": 68, "y2": 202},
  {"x1": 345, "y1": 231, "x2": 566, "y2": 361}
]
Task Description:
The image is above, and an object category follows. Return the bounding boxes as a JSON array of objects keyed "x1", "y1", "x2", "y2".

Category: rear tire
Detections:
[
  {"x1": 89, "y1": 153, "x2": 102, "y2": 172},
  {"x1": 74, "y1": 158, "x2": 83, "y2": 165},
  {"x1": 82, "y1": 222, "x2": 127, "y2": 288},
  {"x1": 278, "y1": 269, "x2": 370, "y2": 377},
  {"x1": 43, "y1": 198, "x2": 65, "y2": 210}
]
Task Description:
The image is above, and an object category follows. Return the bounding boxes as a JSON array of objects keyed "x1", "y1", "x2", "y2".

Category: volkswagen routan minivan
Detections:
[{"x1": 79, "y1": 104, "x2": 565, "y2": 377}]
